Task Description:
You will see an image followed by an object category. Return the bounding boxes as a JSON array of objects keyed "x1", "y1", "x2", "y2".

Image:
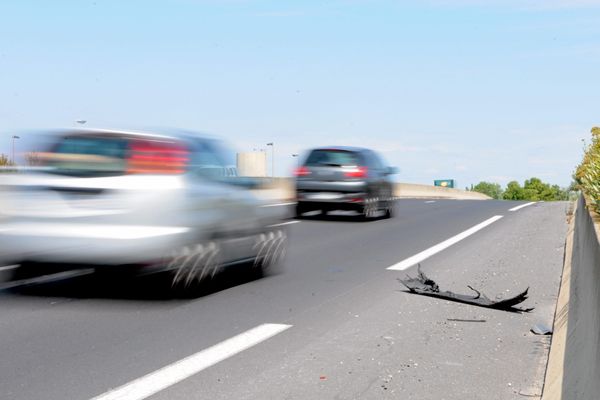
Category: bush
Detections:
[
  {"x1": 575, "y1": 127, "x2": 600, "y2": 209},
  {"x1": 472, "y1": 181, "x2": 503, "y2": 199},
  {"x1": 503, "y1": 181, "x2": 525, "y2": 200}
]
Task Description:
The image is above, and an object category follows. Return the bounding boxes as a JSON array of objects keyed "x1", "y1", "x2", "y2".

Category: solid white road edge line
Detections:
[
  {"x1": 387, "y1": 215, "x2": 504, "y2": 271},
  {"x1": 90, "y1": 323, "x2": 292, "y2": 400},
  {"x1": 509, "y1": 202, "x2": 536, "y2": 212},
  {"x1": 425, "y1": 200, "x2": 436, "y2": 204}
]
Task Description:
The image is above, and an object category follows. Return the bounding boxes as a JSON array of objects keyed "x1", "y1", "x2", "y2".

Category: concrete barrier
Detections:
[
  {"x1": 542, "y1": 196, "x2": 600, "y2": 400},
  {"x1": 394, "y1": 183, "x2": 490, "y2": 200},
  {"x1": 255, "y1": 178, "x2": 491, "y2": 201}
]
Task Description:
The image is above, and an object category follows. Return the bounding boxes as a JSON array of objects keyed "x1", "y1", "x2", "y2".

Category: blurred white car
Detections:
[{"x1": 0, "y1": 128, "x2": 288, "y2": 292}]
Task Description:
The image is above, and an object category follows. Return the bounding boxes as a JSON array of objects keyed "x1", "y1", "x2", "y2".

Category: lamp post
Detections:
[
  {"x1": 11, "y1": 135, "x2": 20, "y2": 165},
  {"x1": 266, "y1": 142, "x2": 274, "y2": 178}
]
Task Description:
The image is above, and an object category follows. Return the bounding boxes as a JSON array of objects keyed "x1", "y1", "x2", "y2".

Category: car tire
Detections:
[
  {"x1": 251, "y1": 228, "x2": 288, "y2": 278},
  {"x1": 168, "y1": 241, "x2": 222, "y2": 297},
  {"x1": 360, "y1": 197, "x2": 378, "y2": 221},
  {"x1": 295, "y1": 202, "x2": 307, "y2": 219},
  {"x1": 383, "y1": 202, "x2": 393, "y2": 219},
  {"x1": 383, "y1": 197, "x2": 394, "y2": 219}
]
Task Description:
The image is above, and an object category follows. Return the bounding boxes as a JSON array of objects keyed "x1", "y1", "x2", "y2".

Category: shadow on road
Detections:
[
  {"x1": 296, "y1": 211, "x2": 383, "y2": 223},
  {"x1": 3, "y1": 264, "x2": 266, "y2": 302}
]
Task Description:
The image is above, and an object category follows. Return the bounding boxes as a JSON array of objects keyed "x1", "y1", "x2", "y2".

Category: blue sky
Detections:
[{"x1": 1, "y1": 0, "x2": 598, "y2": 187}]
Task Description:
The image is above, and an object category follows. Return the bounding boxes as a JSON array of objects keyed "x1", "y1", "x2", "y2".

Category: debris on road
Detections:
[
  {"x1": 530, "y1": 323, "x2": 553, "y2": 335},
  {"x1": 398, "y1": 265, "x2": 534, "y2": 313}
]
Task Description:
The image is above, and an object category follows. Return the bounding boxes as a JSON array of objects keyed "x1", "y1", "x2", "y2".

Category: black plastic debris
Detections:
[
  {"x1": 398, "y1": 265, "x2": 534, "y2": 313},
  {"x1": 531, "y1": 323, "x2": 553, "y2": 335}
]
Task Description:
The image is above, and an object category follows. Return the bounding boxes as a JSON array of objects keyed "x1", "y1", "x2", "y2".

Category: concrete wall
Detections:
[
  {"x1": 394, "y1": 183, "x2": 490, "y2": 200},
  {"x1": 556, "y1": 196, "x2": 600, "y2": 399},
  {"x1": 543, "y1": 195, "x2": 600, "y2": 400},
  {"x1": 237, "y1": 152, "x2": 267, "y2": 177},
  {"x1": 256, "y1": 178, "x2": 491, "y2": 201}
]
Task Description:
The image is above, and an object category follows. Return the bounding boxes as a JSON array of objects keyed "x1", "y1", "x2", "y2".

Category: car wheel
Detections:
[
  {"x1": 168, "y1": 241, "x2": 222, "y2": 296},
  {"x1": 251, "y1": 228, "x2": 287, "y2": 277},
  {"x1": 360, "y1": 197, "x2": 378, "y2": 220},
  {"x1": 295, "y1": 202, "x2": 307, "y2": 218},
  {"x1": 382, "y1": 195, "x2": 394, "y2": 219},
  {"x1": 383, "y1": 201, "x2": 393, "y2": 218}
]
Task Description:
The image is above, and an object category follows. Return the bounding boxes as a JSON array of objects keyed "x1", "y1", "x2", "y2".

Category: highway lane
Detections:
[{"x1": 0, "y1": 199, "x2": 567, "y2": 400}]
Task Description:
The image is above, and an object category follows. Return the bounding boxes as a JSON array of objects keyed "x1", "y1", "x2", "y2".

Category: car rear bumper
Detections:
[
  {"x1": 296, "y1": 191, "x2": 367, "y2": 204},
  {"x1": 295, "y1": 179, "x2": 369, "y2": 205},
  {"x1": 297, "y1": 200, "x2": 363, "y2": 212},
  {"x1": 296, "y1": 180, "x2": 367, "y2": 193},
  {"x1": 0, "y1": 223, "x2": 192, "y2": 266}
]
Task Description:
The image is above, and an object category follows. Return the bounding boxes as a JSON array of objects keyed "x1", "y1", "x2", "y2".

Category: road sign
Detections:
[{"x1": 434, "y1": 179, "x2": 455, "y2": 188}]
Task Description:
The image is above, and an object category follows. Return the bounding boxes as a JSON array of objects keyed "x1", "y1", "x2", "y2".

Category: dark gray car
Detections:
[{"x1": 294, "y1": 146, "x2": 396, "y2": 219}]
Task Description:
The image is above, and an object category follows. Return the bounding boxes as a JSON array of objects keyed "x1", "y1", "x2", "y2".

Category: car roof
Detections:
[
  {"x1": 309, "y1": 146, "x2": 370, "y2": 153},
  {"x1": 48, "y1": 127, "x2": 218, "y2": 143}
]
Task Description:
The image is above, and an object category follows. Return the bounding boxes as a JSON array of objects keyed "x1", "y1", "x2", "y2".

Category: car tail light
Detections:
[
  {"x1": 294, "y1": 166, "x2": 311, "y2": 177},
  {"x1": 344, "y1": 166, "x2": 368, "y2": 178},
  {"x1": 127, "y1": 139, "x2": 189, "y2": 174}
]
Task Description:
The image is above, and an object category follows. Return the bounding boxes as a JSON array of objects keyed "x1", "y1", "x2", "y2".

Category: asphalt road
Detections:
[{"x1": 0, "y1": 199, "x2": 568, "y2": 400}]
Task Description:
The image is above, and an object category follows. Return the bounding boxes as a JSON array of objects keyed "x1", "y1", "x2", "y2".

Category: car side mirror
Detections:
[{"x1": 386, "y1": 166, "x2": 399, "y2": 175}]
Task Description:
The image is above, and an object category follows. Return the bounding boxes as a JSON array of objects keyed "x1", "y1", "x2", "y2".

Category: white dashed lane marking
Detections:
[
  {"x1": 90, "y1": 323, "x2": 292, "y2": 400},
  {"x1": 509, "y1": 202, "x2": 536, "y2": 212},
  {"x1": 387, "y1": 215, "x2": 504, "y2": 271}
]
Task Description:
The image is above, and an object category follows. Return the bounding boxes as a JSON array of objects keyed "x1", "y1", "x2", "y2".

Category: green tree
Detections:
[
  {"x1": 550, "y1": 184, "x2": 569, "y2": 201},
  {"x1": 503, "y1": 177, "x2": 569, "y2": 201},
  {"x1": 523, "y1": 177, "x2": 567, "y2": 201},
  {"x1": 472, "y1": 181, "x2": 503, "y2": 199},
  {"x1": 503, "y1": 181, "x2": 525, "y2": 200},
  {"x1": 523, "y1": 177, "x2": 546, "y2": 201}
]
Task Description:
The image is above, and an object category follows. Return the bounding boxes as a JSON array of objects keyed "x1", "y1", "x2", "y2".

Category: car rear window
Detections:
[
  {"x1": 304, "y1": 150, "x2": 359, "y2": 167},
  {"x1": 40, "y1": 134, "x2": 190, "y2": 177},
  {"x1": 42, "y1": 136, "x2": 129, "y2": 177}
]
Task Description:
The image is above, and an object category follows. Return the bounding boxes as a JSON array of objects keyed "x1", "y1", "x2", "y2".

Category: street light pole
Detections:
[
  {"x1": 11, "y1": 135, "x2": 20, "y2": 165},
  {"x1": 266, "y1": 142, "x2": 274, "y2": 178}
]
